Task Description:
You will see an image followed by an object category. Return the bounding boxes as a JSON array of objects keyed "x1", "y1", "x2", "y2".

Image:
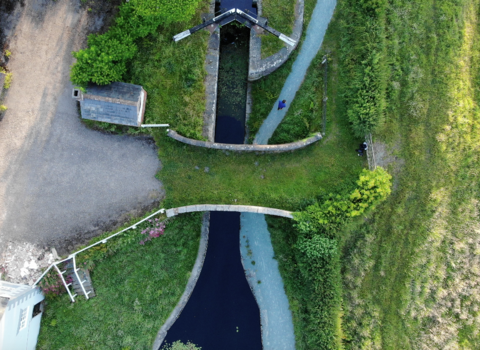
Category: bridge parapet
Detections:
[{"x1": 166, "y1": 205, "x2": 294, "y2": 219}]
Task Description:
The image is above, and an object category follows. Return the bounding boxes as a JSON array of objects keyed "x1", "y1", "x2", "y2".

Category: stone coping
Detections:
[
  {"x1": 248, "y1": 0, "x2": 304, "y2": 81},
  {"x1": 152, "y1": 213, "x2": 210, "y2": 350},
  {"x1": 167, "y1": 129, "x2": 322, "y2": 152},
  {"x1": 166, "y1": 205, "x2": 294, "y2": 219}
]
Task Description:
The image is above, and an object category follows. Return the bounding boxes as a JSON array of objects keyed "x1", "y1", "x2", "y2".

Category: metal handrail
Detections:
[{"x1": 32, "y1": 208, "x2": 166, "y2": 295}]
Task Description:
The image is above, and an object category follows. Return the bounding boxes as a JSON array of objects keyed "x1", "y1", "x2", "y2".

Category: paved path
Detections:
[
  {"x1": 240, "y1": 213, "x2": 296, "y2": 350},
  {"x1": 245, "y1": 0, "x2": 337, "y2": 347},
  {"x1": 0, "y1": 0, "x2": 163, "y2": 257},
  {"x1": 253, "y1": 0, "x2": 336, "y2": 145}
]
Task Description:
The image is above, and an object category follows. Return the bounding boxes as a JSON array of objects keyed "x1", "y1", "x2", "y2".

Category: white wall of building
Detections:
[{"x1": 0, "y1": 283, "x2": 44, "y2": 350}]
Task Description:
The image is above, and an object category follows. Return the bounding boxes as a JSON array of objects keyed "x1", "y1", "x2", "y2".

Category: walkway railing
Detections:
[{"x1": 32, "y1": 208, "x2": 166, "y2": 301}]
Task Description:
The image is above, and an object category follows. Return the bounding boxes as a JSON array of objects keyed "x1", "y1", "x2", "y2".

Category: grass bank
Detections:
[
  {"x1": 334, "y1": 0, "x2": 480, "y2": 348},
  {"x1": 260, "y1": 0, "x2": 296, "y2": 58},
  {"x1": 37, "y1": 213, "x2": 203, "y2": 350},
  {"x1": 248, "y1": 0, "x2": 324, "y2": 143},
  {"x1": 154, "y1": 130, "x2": 364, "y2": 211}
]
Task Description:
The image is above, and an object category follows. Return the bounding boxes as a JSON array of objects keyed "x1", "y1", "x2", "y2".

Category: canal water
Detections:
[{"x1": 162, "y1": 212, "x2": 262, "y2": 349}]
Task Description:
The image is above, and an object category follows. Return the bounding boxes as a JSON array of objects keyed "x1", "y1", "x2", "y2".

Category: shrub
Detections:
[
  {"x1": 161, "y1": 341, "x2": 202, "y2": 350},
  {"x1": 71, "y1": 0, "x2": 202, "y2": 86},
  {"x1": 0, "y1": 105, "x2": 7, "y2": 112},
  {"x1": 3, "y1": 72, "x2": 13, "y2": 89},
  {"x1": 294, "y1": 167, "x2": 392, "y2": 235}
]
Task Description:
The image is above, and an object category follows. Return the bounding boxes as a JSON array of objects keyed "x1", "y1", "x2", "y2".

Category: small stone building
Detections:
[
  {"x1": 0, "y1": 281, "x2": 45, "y2": 350},
  {"x1": 73, "y1": 82, "x2": 147, "y2": 127}
]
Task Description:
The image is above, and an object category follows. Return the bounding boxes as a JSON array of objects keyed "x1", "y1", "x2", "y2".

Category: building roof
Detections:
[
  {"x1": 85, "y1": 82, "x2": 143, "y2": 103},
  {"x1": 79, "y1": 82, "x2": 145, "y2": 127}
]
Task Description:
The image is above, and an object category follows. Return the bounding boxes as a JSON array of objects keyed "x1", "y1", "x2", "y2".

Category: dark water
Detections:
[
  {"x1": 214, "y1": 25, "x2": 250, "y2": 144},
  {"x1": 162, "y1": 212, "x2": 261, "y2": 349},
  {"x1": 220, "y1": 0, "x2": 257, "y2": 14}
]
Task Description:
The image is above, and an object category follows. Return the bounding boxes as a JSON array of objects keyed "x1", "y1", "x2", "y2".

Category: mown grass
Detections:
[
  {"x1": 37, "y1": 213, "x2": 203, "y2": 350},
  {"x1": 154, "y1": 128, "x2": 364, "y2": 211},
  {"x1": 334, "y1": 0, "x2": 480, "y2": 348},
  {"x1": 260, "y1": 0, "x2": 296, "y2": 58}
]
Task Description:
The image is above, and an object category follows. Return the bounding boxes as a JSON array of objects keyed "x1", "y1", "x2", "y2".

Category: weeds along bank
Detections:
[{"x1": 333, "y1": 0, "x2": 480, "y2": 348}]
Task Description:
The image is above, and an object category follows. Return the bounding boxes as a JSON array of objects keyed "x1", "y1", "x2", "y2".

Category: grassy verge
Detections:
[
  {"x1": 260, "y1": 0, "x2": 296, "y2": 58},
  {"x1": 37, "y1": 212, "x2": 203, "y2": 350},
  {"x1": 154, "y1": 129, "x2": 364, "y2": 211},
  {"x1": 334, "y1": 0, "x2": 480, "y2": 348}
]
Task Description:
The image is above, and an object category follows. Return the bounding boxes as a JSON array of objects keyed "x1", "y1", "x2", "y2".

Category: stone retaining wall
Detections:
[
  {"x1": 166, "y1": 205, "x2": 294, "y2": 219},
  {"x1": 202, "y1": 2, "x2": 220, "y2": 142},
  {"x1": 152, "y1": 213, "x2": 210, "y2": 350},
  {"x1": 248, "y1": 0, "x2": 304, "y2": 81},
  {"x1": 168, "y1": 129, "x2": 322, "y2": 152}
]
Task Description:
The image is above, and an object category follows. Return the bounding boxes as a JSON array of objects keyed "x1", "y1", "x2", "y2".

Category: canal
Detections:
[{"x1": 162, "y1": 3, "x2": 262, "y2": 349}]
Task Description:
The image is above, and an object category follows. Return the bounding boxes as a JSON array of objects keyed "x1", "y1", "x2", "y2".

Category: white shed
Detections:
[{"x1": 0, "y1": 281, "x2": 44, "y2": 350}]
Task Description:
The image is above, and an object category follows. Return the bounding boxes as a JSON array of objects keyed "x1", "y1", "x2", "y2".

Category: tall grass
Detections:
[{"x1": 336, "y1": 0, "x2": 480, "y2": 348}]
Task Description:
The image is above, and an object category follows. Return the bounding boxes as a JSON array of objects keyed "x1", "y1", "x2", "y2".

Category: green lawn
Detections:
[
  {"x1": 37, "y1": 213, "x2": 203, "y2": 350},
  {"x1": 154, "y1": 124, "x2": 364, "y2": 211}
]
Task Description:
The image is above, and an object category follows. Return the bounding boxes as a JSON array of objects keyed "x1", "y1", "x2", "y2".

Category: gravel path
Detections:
[{"x1": 0, "y1": 0, "x2": 163, "y2": 262}]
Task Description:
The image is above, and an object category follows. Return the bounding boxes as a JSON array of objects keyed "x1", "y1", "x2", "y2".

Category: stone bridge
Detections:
[{"x1": 166, "y1": 205, "x2": 293, "y2": 219}]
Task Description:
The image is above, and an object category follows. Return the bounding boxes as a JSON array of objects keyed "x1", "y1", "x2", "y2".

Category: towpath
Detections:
[{"x1": 253, "y1": 0, "x2": 336, "y2": 144}]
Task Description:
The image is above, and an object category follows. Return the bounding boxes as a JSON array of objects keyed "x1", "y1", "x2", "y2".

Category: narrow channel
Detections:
[
  {"x1": 162, "y1": 213, "x2": 262, "y2": 349},
  {"x1": 162, "y1": 3, "x2": 262, "y2": 348}
]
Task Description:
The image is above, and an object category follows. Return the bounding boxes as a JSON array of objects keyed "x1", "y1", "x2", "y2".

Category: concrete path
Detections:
[
  {"x1": 244, "y1": 0, "x2": 338, "y2": 347},
  {"x1": 240, "y1": 213, "x2": 296, "y2": 350},
  {"x1": 0, "y1": 0, "x2": 163, "y2": 260},
  {"x1": 253, "y1": 0, "x2": 337, "y2": 145}
]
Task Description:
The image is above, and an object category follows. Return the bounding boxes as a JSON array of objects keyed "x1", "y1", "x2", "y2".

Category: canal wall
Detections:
[
  {"x1": 166, "y1": 205, "x2": 293, "y2": 219},
  {"x1": 152, "y1": 213, "x2": 210, "y2": 350},
  {"x1": 167, "y1": 129, "x2": 322, "y2": 152},
  {"x1": 202, "y1": 1, "x2": 220, "y2": 142}
]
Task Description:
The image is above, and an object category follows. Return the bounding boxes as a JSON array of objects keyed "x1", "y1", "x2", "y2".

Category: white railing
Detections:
[{"x1": 32, "y1": 208, "x2": 166, "y2": 301}]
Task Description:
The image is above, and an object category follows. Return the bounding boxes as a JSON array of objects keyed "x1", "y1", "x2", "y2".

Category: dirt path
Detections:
[{"x1": 0, "y1": 0, "x2": 163, "y2": 282}]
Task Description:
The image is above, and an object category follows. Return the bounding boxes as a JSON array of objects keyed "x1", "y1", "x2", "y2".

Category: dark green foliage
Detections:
[
  {"x1": 71, "y1": 0, "x2": 202, "y2": 86},
  {"x1": 267, "y1": 217, "x2": 342, "y2": 350},
  {"x1": 339, "y1": 0, "x2": 388, "y2": 136}
]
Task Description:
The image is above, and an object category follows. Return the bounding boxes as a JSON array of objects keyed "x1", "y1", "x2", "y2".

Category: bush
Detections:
[
  {"x1": 71, "y1": 0, "x2": 203, "y2": 86},
  {"x1": 294, "y1": 167, "x2": 392, "y2": 235}
]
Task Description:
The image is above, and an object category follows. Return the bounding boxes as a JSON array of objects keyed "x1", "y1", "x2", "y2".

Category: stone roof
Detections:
[{"x1": 79, "y1": 82, "x2": 145, "y2": 127}]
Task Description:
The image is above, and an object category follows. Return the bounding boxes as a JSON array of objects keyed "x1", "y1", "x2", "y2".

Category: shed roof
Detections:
[
  {"x1": 79, "y1": 82, "x2": 145, "y2": 127},
  {"x1": 85, "y1": 82, "x2": 143, "y2": 103}
]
